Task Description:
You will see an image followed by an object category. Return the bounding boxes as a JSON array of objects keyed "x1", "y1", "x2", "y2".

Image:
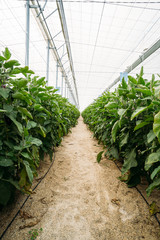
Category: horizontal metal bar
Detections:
[
  {"x1": 104, "y1": 38, "x2": 160, "y2": 92},
  {"x1": 30, "y1": 4, "x2": 38, "y2": 8}
]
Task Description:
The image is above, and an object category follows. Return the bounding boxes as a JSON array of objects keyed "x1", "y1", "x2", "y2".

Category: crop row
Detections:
[
  {"x1": 0, "y1": 48, "x2": 80, "y2": 206},
  {"x1": 82, "y1": 68, "x2": 160, "y2": 196}
]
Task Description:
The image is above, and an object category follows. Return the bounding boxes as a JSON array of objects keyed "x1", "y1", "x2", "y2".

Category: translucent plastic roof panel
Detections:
[
  {"x1": 62, "y1": 0, "x2": 160, "y2": 110},
  {"x1": 0, "y1": 0, "x2": 160, "y2": 111}
]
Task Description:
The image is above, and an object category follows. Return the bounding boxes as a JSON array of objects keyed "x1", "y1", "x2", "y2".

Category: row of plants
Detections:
[
  {"x1": 0, "y1": 48, "x2": 80, "y2": 207},
  {"x1": 82, "y1": 67, "x2": 160, "y2": 196}
]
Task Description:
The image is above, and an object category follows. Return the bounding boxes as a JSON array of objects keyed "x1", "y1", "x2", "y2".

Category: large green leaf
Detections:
[
  {"x1": 97, "y1": 151, "x2": 104, "y2": 163},
  {"x1": 147, "y1": 130, "x2": 156, "y2": 143},
  {"x1": 131, "y1": 106, "x2": 150, "y2": 121},
  {"x1": 105, "y1": 102, "x2": 118, "y2": 109},
  {"x1": 109, "y1": 147, "x2": 119, "y2": 159},
  {"x1": 12, "y1": 92, "x2": 25, "y2": 100},
  {"x1": 118, "y1": 108, "x2": 127, "y2": 117},
  {"x1": 4, "y1": 60, "x2": 20, "y2": 68},
  {"x1": 11, "y1": 79, "x2": 28, "y2": 88},
  {"x1": 0, "y1": 88, "x2": 10, "y2": 100},
  {"x1": 122, "y1": 78, "x2": 128, "y2": 89},
  {"x1": 151, "y1": 166, "x2": 160, "y2": 180},
  {"x1": 145, "y1": 151, "x2": 160, "y2": 171},
  {"x1": 18, "y1": 107, "x2": 33, "y2": 119},
  {"x1": 111, "y1": 120, "x2": 119, "y2": 142},
  {"x1": 3, "y1": 48, "x2": 11, "y2": 60},
  {"x1": 38, "y1": 125, "x2": 46, "y2": 138},
  {"x1": 27, "y1": 136, "x2": 42, "y2": 146},
  {"x1": 146, "y1": 178, "x2": 160, "y2": 196},
  {"x1": 135, "y1": 88, "x2": 152, "y2": 96},
  {"x1": 8, "y1": 115, "x2": 23, "y2": 134},
  {"x1": 120, "y1": 132, "x2": 129, "y2": 148},
  {"x1": 0, "y1": 158, "x2": 13, "y2": 167},
  {"x1": 26, "y1": 121, "x2": 37, "y2": 130},
  {"x1": 23, "y1": 160, "x2": 33, "y2": 183},
  {"x1": 121, "y1": 149, "x2": 137, "y2": 174},
  {"x1": 134, "y1": 121, "x2": 151, "y2": 131},
  {"x1": 128, "y1": 76, "x2": 137, "y2": 84},
  {"x1": 153, "y1": 111, "x2": 160, "y2": 141}
]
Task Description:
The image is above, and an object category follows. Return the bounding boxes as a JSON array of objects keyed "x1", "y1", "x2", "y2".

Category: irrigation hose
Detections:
[
  {"x1": 114, "y1": 160, "x2": 160, "y2": 226},
  {"x1": 1, "y1": 153, "x2": 159, "y2": 239},
  {"x1": 0, "y1": 152, "x2": 56, "y2": 240}
]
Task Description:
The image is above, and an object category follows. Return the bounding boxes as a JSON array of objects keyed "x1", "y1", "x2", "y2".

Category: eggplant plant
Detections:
[
  {"x1": 0, "y1": 48, "x2": 80, "y2": 206},
  {"x1": 82, "y1": 67, "x2": 160, "y2": 196}
]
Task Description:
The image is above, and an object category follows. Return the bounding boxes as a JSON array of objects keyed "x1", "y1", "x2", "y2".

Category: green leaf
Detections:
[
  {"x1": 147, "y1": 130, "x2": 156, "y2": 143},
  {"x1": 122, "y1": 77, "x2": 128, "y2": 89},
  {"x1": 4, "y1": 60, "x2": 20, "y2": 68},
  {"x1": 151, "y1": 166, "x2": 160, "y2": 180},
  {"x1": 135, "y1": 88, "x2": 152, "y2": 96},
  {"x1": 105, "y1": 102, "x2": 118, "y2": 109},
  {"x1": 153, "y1": 111, "x2": 160, "y2": 141},
  {"x1": 19, "y1": 168, "x2": 27, "y2": 187},
  {"x1": 131, "y1": 106, "x2": 150, "y2": 121},
  {"x1": 21, "y1": 152, "x2": 31, "y2": 159},
  {"x1": 12, "y1": 92, "x2": 25, "y2": 100},
  {"x1": 3, "y1": 48, "x2": 11, "y2": 60},
  {"x1": 23, "y1": 160, "x2": 33, "y2": 183},
  {"x1": 11, "y1": 67, "x2": 22, "y2": 74},
  {"x1": 38, "y1": 125, "x2": 46, "y2": 138},
  {"x1": 8, "y1": 115, "x2": 23, "y2": 134},
  {"x1": 118, "y1": 108, "x2": 127, "y2": 117},
  {"x1": 11, "y1": 79, "x2": 28, "y2": 88},
  {"x1": 109, "y1": 147, "x2": 119, "y2": 159},
  {"x1": 111, "y1": 120, "x2": 119, "y2": 142},
  {"x1": 134, "y1": 121, "x2": 151, "y2": 131},
  {"x1": 146, "y1": 178, "x2": 160, "y2": 196},
  {"x1": 0, "y1": 88, "x2": 11, "y2": 100},
  {"x1": 0, "y1": 56, "x2": 6, "y2": 61},
  {"x1": 139, "y1": 66, "x2": 144, "y2": 77},
  {"x1": 97, "y1": 151, "x2": 104, "y2": 163},
  {"x1": 128, "y1": 76, "x2": 137, "y2": 84},
  {"x1": 0, "y1": 158, "x2": 13, "y2": 167},
  {"x1": 27, "y1": 136, "x2": 42, "y2": 146},
  {"x1": 145, "y1": 151, "x2": 160, "y2": 171},
  {"x1": 26, "y1": 121, "x2": 37, "y2": 130},
  {"x1": 121, "y1": 149, "x2": 137, "y2": 175},
  {"x1": 18, "y1": 107, "x2": 33, "y2": 119},
  {"x1": 137, "y1": 77, "x2": 145, "y2": 85},
  {"x1": 120, "y1": 132, "x2": 129, "y2": 147},
  {"x1": 33, "y1": 104, "x2": 44, "y2": 111}
]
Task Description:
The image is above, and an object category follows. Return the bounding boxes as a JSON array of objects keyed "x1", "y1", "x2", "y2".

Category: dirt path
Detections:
[{"x1": 1, "y1": 117, "x2": 160, "y2": 240}]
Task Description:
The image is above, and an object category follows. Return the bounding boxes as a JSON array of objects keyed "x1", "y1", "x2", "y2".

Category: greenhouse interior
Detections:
[{"x1": 0, "y1": 0, "x2": 160, "y2": 239}]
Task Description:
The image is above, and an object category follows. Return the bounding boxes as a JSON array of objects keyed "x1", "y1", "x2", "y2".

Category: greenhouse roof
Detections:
[{"x1": 0, "y1": 0, "x2": 160, "y2": 111}]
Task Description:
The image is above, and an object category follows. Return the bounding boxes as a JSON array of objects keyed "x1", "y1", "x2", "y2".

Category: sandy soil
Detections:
[{"x1": 0, "y1": 117, "x2": 160, "y2": 240}]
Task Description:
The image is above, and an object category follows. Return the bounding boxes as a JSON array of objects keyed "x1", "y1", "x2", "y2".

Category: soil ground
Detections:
[{"x1": 0, "y1": 117, "x2": 160, "y2": 240}]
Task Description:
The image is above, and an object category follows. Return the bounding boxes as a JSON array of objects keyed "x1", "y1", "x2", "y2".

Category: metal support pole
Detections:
[
  {"x1": 65, "y1": 82, "x2": 66, "y2": 97},
  {"x1": 25, "y1": 0, "x2": 30, "y2": 66},
  {"x1": 61, "y1": 74, "x2": 63, "y2": 96},
  {"x1": 46, "y1": 39, "x2": 50, "y2": 85},
  {"x1": 56, "y1": 61, "x2": 58, "y2": 89}
]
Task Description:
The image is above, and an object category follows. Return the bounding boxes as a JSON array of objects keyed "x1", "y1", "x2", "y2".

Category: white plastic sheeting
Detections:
[{"x1": 0, "y1": 0, "x2": 160, "y2": 111}]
